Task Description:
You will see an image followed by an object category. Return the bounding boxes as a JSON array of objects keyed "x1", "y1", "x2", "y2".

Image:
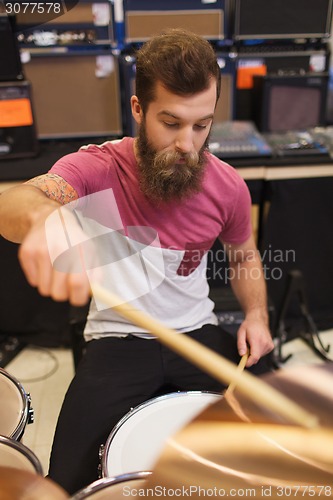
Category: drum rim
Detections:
[
  {"x1": 101, "y1": 390, "x2": 221, "y2": 477},
  {"x1": 0, "y1": 434, "x2": 43, "y2": 475},
  {"x1": 71, "y1": 471, "x2": 152, "y2": 499},
  {"x1": 0, "y1": 368, "x2": 29, "y2": 439}
]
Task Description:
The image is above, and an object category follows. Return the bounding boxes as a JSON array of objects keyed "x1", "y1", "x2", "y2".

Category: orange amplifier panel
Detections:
[{"x1": 0, "y1": 81, "x2": 39, "y2": 159}]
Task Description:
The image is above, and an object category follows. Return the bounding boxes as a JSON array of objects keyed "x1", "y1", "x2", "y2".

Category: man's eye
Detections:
[
  {"x1": 194, "y1": 124, "x2": 207, "y2": 130},
  {"x1": 164, "y1": 122, "x2": 178, "y2": 128}
]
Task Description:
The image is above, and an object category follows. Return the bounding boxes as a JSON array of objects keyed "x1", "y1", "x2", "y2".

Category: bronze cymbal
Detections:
[
  {"x1": 0, "y1": 466, "x2": 69, "y2": 500},
  {"x1": 149, "y1": 423, "x2": 333, "y2": 497},
  {"x1": 148, "y1": 364, "x2": 333, "y2": 497}
]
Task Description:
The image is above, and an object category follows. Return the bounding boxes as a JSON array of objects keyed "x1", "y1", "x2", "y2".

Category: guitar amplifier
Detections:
[
  {"x1": 15, "y1": 0, "x2": 115, "y2": 47},
  {"x1": 233, "y1": 0, "x2": 332, "y2": 41},
  {"x1": 22, "y1": 50, "x2": 123, "y2": 139},
  {"x1": 118, "y1": 0, "x2": 231, "y2": 47},
  {"x1": 253, "y1": 73, "x2": 329, "y2": 132},
  {"x1": 0, "y1": 81, "x2": 39, "y2": 159},
  {"x1": 119, "y1": 50, "x2": 236, "y2": 137},
  {"x1": 235, "y1": 46, "x2": 330, "y2": 121}
]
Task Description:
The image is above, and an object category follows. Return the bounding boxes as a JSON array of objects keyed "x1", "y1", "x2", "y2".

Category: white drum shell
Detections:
[{"x1": 102, "y1": 391, "x2": 221, "y2": 477}]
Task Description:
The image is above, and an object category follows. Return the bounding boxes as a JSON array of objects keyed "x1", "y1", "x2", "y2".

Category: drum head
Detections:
[
  {"x1": 103, "y1": 391, "x2": 221, "y2": 477},
  {"x1": 72, "y1": 472, "x2": 152, "y2": 500},
  {"x1": 0, "y1": 436, "x2": 43, "y2": 474},
  {"x1": 0, "y1": 369, "x2": 27, "y2": 439}
]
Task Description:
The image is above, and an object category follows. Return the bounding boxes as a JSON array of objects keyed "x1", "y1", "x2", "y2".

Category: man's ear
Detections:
[{"x1": 131, "y1": 96, "x2": 143, "y2": 125}]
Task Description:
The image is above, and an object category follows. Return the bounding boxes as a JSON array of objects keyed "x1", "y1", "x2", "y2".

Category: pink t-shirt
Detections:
[{"x1": 50, "y1": 137, "x2": 252, "y2": 338}]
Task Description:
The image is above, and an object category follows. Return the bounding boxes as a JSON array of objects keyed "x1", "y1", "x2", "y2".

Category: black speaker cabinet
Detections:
[
  {"x1": 121, "y1": 0, "x2": 230, "y2": 45},
  {"x1": 253, "y1": 73, "x2": 329, "y2": 132},
  {"x1": 0, "y1": 14, "x2": 23, "y2": 81},
  {"x1": 0, "y1": 81, "x2": 39, "y2": 159},
  {"x1": 235, "y1": 47, "x2": 330, "y2": 121},
  {"x1": 22, "y1": 50, "x2": 123, "y2": 139},
  {"x1": 119, "y1": 51, "x2": 236, "y2": 137},
  {"x1": 233, "y1": 0, "x2": 333, "y2": 41}
]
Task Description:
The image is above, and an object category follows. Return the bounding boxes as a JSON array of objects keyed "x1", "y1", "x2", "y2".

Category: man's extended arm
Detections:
[
  {"x1": 223, "y1": 234, "x2": 274, "y2": 367},
  {"x1": 0, "y1": 176, "x2": 90, "y2": 305}
]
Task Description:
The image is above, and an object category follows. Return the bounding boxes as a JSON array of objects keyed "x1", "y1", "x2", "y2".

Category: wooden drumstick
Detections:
[
  {"x1": 224, "y1": 349, "x2": 249, "y2": 397},
  {"x1": 91, "y1": 283, "x2": 319, "y2": 429}
]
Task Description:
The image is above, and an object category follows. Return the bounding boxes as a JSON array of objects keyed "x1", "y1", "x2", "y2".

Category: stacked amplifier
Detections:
[
  {"x1": 232, "y1": 0, "x2": 332, "y2": 132},
  {"x1": 11, "y1": 0, "x2": 122, "y2": 139},
  {"x1": 0, "y1": 13, "x2": 38, "y2": 158},
  {"x1": 9, "y1": 0, "x2": 333, "y2": 139},
  {"x1": 117, "y1": 0, "x2": 333, "y2": 135}
]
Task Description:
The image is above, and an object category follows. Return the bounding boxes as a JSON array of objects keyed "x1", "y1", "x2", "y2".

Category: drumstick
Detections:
[
  {"x1": 91, "y1": 283, "x2": 319, "y2": 429},
  {"x1": 224, "y1": 350, "x2": 249, "y2": 397}
]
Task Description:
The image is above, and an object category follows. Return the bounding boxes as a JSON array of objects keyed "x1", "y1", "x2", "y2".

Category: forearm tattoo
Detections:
[{"x1": 25, "y1": 173, "x2": 78, "y2": 205}]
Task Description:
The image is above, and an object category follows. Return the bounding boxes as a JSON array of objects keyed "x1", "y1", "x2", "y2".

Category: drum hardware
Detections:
[
  {"x1": 27, "y1": 394, "x2": 34, "y2": 425},
  {"x1": 274, "y1": 269, "x2": 331, "y2": 365},
  {"x1": 97, "y1": 444, "x2": 105, "y2": 479}
]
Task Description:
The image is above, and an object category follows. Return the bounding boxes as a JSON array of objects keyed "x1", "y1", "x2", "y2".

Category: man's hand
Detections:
[
  {"x1": 237, "y1": 311, "x2": 274, "y2": 367},
  {"x1": 18, "y1": 205, "x2": 93, "y2": 306}
]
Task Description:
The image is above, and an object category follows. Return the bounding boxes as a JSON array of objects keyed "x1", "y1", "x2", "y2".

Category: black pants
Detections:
[{"x1": 48, "y1": 324, "x2": 270, "y2": 495}]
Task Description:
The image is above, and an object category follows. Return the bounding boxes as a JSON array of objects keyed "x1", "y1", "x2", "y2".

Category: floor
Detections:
[{"x1": 2, "y1": 328, "x2": 333, "y2": 477}]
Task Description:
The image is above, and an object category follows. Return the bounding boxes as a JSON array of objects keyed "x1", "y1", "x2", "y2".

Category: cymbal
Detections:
[
  {"x1": 148, "y1": 364, "x2": 333, "y2": 497},
  {"x1": 0, "y1": 467, "x2": 69, "y2": 500},
  {"x1": 149, "y1": 423, "x2": 333, "y2": 497}
]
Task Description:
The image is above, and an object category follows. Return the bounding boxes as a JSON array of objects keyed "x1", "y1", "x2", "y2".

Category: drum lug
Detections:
[
  {"x1": 98, "y1": 444, "x2": 105, "y2": 478},
  {"x1": 27, "y1": 393, "x2": 34, "y2": 424}
]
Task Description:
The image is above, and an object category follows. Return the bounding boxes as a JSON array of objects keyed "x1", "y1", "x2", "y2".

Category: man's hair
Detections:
[{"x1": 135, "y1": 28, "x2": 221, "y2": 113}]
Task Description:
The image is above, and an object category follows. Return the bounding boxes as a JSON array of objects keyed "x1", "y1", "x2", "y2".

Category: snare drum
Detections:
[
  {"x1": 0, "y1": 367, "x2": 34, "y2": 440},
  {"x1": 102, "y1": 391, "x2": 221, "y2": 477},
  {"x1": 72, "y1": 472, "x2": 152, "y2": 499},
  {"x1": 0, "y1": 435, "x2": 43, "y2": 474}
]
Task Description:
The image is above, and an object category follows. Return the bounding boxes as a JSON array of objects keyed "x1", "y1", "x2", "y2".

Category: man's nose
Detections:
[{"x1": 174, "y1": 128, "x2": 194, "y2": 154}]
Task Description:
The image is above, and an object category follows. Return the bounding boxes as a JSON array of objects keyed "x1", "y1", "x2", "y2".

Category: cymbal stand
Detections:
[{"x1": 274, "y1": 270, "x2": 331, "y2": 365}]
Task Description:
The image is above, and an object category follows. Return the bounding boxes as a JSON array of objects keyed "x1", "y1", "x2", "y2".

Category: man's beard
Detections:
[{"x1": 136, "y1": 121, "x2": 208, "y2": 203}]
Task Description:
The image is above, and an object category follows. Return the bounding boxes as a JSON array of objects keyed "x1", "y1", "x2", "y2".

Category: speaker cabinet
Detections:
[
  {"x1": 253, "y1": 73, "x2": 329, "y2": 132},
  {"x1": 22, "y1": 51, "x2": 122, "y2": 139},
  {"x1": 233, "y1": 0, "x2": 333, "y2": 41},
  {"x1": 0, "y1": 14, "x2": 23, "y2": 81},
  {"x1": 235, "y1": 47, "x2": 330, "y2": 121},
  {"x1": 121, "y1": 0, "x2": 230, "y2": 45},
  {"x1": 0, "y1": 81, "x2": 38, "y2": 159},
  {"x1": 119, "y1": 51, "x2": 235, "y2": 137}
]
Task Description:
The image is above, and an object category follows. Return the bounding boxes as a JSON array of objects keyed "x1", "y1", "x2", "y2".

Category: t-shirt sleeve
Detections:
[
  {"x1": 219, "y1": 177, "x2": 252, "y2": 245},
  {"x1": 49, "y1": 147, "x2": 111, "y2": 198}
]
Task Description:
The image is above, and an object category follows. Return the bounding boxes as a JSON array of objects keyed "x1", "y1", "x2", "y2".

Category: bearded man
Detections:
[{"x1": 0, "y1": 28, "x2": 273, "y2": 495}]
